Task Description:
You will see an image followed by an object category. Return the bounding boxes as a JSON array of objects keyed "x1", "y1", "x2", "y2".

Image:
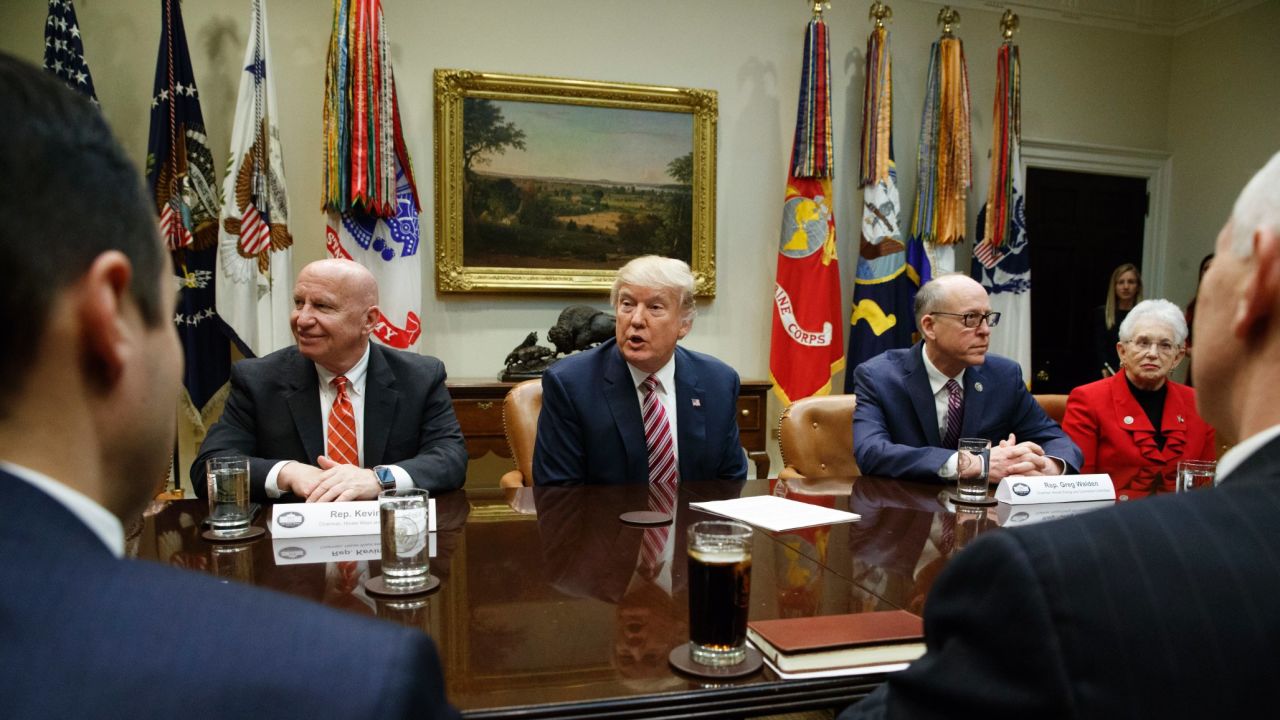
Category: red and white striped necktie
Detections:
[
  {"x1": 327, "y1": 375, "x2": 359, "y2": 465},
  {"x1": 641, "y1": 375, "x2": 679, "y2": 487},
  {"x1": 640, "y1": 477, "x2": 678, "y2": 576}
]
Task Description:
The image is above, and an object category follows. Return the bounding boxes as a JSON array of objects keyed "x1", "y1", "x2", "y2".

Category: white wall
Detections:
[{"x1": 3, "y1": 0, "x2": 1270, "y2": 482}]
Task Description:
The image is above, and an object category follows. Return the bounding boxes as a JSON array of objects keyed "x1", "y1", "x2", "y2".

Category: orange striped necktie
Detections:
[{"x1": 327, "y1": 375, "x2": 359, "y2": 465}]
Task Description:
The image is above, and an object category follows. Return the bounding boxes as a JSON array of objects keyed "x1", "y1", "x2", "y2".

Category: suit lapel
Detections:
[
  {"x1": 674, "y1": 348, "x2": 705, "y2": 482},
  {"x1": 603, "y1": 346, "x2": 648, "y2": 479},
  {"x1": 363, "y1": 345, "x2": 398, "y2": 467},
  {"x1": 285, "y1": 352, "x2": 325, "y2": 463},
  {"x1": 960, "y1": 364, "x2": 989, "y2": 439},
  {"x1": 906, "y1": 344, "x2": 942, "y2": 446}
]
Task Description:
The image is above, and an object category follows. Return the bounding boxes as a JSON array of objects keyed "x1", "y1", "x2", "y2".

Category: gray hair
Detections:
[
  {"x1": 610, "y1": 255, "x2": 697, "y2": 320},
  {"x1": 1118, "y1": 299, "x2": 1188, "y2": 346},
  {"x1": 914, "y1": 272, "x2": 968, "y2": 327},
  {"x1": 1229, "y1": 151, "x2": 1280, "y2": 257}
]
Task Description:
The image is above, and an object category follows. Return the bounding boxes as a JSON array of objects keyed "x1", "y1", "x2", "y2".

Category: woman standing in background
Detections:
[{"x1": 1092, "y1": 263, "x2": 1142, "y2": 378}]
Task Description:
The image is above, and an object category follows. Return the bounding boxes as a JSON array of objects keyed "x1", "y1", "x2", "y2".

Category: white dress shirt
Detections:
[{"x1": 1216, "y1": 423, "x2": 1280, "y2": 482}]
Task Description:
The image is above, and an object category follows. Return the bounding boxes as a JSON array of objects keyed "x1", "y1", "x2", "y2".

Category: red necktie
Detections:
[
  {"x1": 641, "y1": 375, "x2": 679, "y2": 487},
  {"x1": 327, "y1": 375, "x2": 359, "y2": 465}
]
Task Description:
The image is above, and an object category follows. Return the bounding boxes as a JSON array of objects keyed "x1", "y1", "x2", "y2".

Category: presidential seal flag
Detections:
[
  {"x1": 322, "y1": 0, "x2": 422, "y2": 350},
  {"x1": 217, "y1": 0, "x2": 294, "y2": 358},
  {"x1": 145, "y1": 0, "x2": 227, "y2": 419},
  {"x1": 43, "y1": 0, "x2": 99, "y2": 105},
  {"x1": 769, "y1": 8, "x2": 845, "y2": 405},
  {"x1": 845, "y1": 17, "x2": 919, "y2": 390},
  {"x1": 972, "y1": 22, "x2": 1030, "y2": 378}
]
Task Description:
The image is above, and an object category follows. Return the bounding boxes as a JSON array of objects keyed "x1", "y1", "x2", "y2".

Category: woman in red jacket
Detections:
[{"x1": 1063, "y1": 299, "x2": 1215, "y2": 479}]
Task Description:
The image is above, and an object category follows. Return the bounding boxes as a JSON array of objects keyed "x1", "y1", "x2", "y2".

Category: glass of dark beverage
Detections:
[{"x1": 686, "y1": 520, "x2": 753, "y2": 666}]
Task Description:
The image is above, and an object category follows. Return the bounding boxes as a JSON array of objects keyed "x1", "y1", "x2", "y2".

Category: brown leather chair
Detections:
[
  {"x1": 778, "y1": 394, "x2": 860, "y2": 480},
  {"x1": 499, "y1": 379, "x2": 543, "y2": 488},
  {"x1": 1034, "y1": 393, "x2": 1068, "y2": 425}
]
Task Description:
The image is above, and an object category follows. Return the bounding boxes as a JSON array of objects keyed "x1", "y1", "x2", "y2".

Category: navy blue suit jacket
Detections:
[
  {"x1": 533, "y1": 339, "x2": 747, "y2": 485},
  {"x1": 193, "y1": 343, "x2": 467, "y2": 501},
  {"x1": 841, "y1": 435, "x2": 1280, "y2": 719},
  {"x1": 0, "y1": 472, "x2": 459, "y2": 720},
  {"x1": 852, "y1": 344, "x2": 1082, "y2": 479}
]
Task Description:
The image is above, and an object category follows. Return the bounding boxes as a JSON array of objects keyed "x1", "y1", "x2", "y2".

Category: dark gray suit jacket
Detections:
[
  {"x1": 193, "y1": 343, "x2": 467, "y2": 501},
  {"x1": 0, "y1": 472, "x2": 459, "y2": 720},
  {"x1": 532, "y1": 338, "x2": 747, "y2": 485},
  {"x1": 841, "y1": 434, "x2": 1280, "y2": 719}
]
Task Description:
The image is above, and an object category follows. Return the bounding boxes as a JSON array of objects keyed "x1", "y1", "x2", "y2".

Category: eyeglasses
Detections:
[
  {"x1": 931, "y1": 311, "x2": 1002, "y2": 328},
  {"x1": 1127, "y1": 338, "x2": 1181, "y2": 356}
]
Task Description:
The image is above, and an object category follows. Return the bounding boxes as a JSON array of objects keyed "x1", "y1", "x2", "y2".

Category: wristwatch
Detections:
[{"x1": 374, "y1": 465, "x2": 396, "y2": 491}]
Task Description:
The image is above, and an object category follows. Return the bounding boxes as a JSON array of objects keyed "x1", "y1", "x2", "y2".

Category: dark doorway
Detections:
[{"x1": 1026, "y1": 168, "x2": 1148, "y2": 394}]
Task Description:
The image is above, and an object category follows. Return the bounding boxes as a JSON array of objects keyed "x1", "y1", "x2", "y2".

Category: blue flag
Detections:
[
  {"x1": 145, "y1": 0, "x2": 226, "y2": 415},
  {"x1": 43, "y1": 0, "x2": 99, "y2": 105}
]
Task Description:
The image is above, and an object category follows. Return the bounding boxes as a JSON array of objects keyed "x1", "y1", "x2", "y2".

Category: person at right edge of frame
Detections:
[
  {"x1": 0, "y1": 53, "x2": 459, "y2": 720},
  {"x1": 839, "y1": 151, "x2": 1280, "y2": 718}
]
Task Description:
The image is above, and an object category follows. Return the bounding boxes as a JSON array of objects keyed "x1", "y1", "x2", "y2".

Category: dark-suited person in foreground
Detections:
[
  {"x1": 534, "y1": 255, "x2": 747, "y2": 485},
  {"x1": 194, "y1": 258, "x2": 466, "y2": 502},
  {"x1": 840, "y1": 152, "x2": 1280, "y2": 719},
  {"x1": 0, "y1": 55, "x2": 457, "y2": 720},
  {"x1": 853, "y1": 273, "x2": 1082, "y2": 482}
]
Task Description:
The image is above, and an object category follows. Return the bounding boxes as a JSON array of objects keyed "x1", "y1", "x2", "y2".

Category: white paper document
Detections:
[
  {"x1": 760, "y1": 655, "x2": 911, "y2": 679},
  {"x1": 688, "y1": 495, "x2": 860, "y2": 532}
]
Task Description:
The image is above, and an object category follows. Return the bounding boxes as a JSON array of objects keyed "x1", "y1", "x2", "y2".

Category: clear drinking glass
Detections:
[
  {"x1": 1176, "y1": 459, "x2": 1217, "y2": 492},
  {"x1": 206, "y1": 455, "x2": 251, "y2": 538},
  {"x1": 379, "y1": 488, "x2": 430, "y2": 588},
  {"x1": 687, "y1": 520, "x2": 753, "y2": 666},
  {"x1": 955, "y1": 438, "x2": 992, "y2": 502}
]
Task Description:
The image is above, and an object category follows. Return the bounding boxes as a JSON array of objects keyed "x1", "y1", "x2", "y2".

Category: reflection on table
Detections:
[{"x1": 136, "y1": 473, "x2": 1154, "y2": 718}]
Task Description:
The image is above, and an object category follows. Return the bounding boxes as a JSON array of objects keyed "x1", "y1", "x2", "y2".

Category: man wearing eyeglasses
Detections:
[{"x1": 852, "y1": 273, "x2": 1082, "y2": 481}]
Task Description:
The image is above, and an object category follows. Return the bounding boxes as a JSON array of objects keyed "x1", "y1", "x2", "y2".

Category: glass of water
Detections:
[
  {"x1": 955, "y1": 438, "x2": 992, "y2": 502},
  {"x1": 379, "y1": 488, "x2": 430, "y2": 589},
  {"x1": 206, "y1": 455, "x2": 251, "y2": 538},
  {"x1": 1176, "y1": 459, "x2": 1217, "y2": 492}
]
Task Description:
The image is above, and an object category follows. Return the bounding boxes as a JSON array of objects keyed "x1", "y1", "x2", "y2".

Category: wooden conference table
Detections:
[{"x1": 137, "y1": 474, "x2": 1159, "y2": 718}]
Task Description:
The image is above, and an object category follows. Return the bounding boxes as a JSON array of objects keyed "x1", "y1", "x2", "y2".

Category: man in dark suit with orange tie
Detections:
[
  {"x1": 0, "y1": 53, "x2": 458, "y2": 720},
  {"x1": 840, "y1": 153, "x2": 1280, "y2": 717}
]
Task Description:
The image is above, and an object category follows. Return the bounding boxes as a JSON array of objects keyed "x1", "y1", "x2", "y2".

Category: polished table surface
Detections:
[{"x1": 137, "y1": 474, "x2": 1164, "y2": 718}]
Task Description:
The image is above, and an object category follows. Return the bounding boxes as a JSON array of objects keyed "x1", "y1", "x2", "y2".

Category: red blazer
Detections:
[{"x1": 1063, "y1": 372, "x2": 1215, "y2": 474}]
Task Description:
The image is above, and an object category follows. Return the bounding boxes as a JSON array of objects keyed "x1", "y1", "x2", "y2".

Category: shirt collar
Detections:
[
  {"x1": 315, "y1": 343, "x2": 372, "y2": 396},
  {"x1": 921, "y1": 345, "x2": 965, "y2": 397},
  {"x1": 1216, "y1": 423, "x2": 1280, "y2": 482},
  {"x1": 1, "y1": 461, "x2": 124, "y2": 558},
  {"x1": 627, "y1": 352, "x2": 678, "y2": 394}
]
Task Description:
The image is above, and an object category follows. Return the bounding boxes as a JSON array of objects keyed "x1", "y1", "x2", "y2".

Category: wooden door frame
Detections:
[{"x1": 1021, "y1": 139, "x2": 1173, "y2": 295}]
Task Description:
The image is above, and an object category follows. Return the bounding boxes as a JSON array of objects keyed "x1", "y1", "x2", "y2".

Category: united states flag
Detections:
[{"x1": 43, "y1": 0, "x2": 98, "y2": 105}]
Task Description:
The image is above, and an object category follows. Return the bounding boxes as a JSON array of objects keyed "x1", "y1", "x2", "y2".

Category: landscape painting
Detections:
[{"x1": 434, "y1": 70, "x2": 718, "y2": 295}]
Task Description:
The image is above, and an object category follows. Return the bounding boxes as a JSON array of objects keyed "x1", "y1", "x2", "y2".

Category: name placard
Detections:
[
  {"x1": 996, "y1": 500, "x2": 1115, "y2": 528},
  {"x1": 270, "y1": 499, "x2": 437, "y2": 538},
  {"x1": 270, "y1": 533, "x2": 438, "y2": 565},
  {"x1": 994, "y1": 474, "x2": 1116, "y2": 505}
]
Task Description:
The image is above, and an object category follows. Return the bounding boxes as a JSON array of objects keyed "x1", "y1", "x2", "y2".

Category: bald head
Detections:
[{"x1": 290, "y1": 260, "x2": 381, "y2": 374}]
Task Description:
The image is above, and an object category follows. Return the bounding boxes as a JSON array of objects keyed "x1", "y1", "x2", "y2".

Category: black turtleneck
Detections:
[{"x1": 1126, "y1": 375, "x2": 1168, "y2": 450}]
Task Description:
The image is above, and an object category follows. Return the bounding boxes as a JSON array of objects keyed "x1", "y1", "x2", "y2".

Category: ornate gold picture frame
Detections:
[{"x1": 433, "y1": 69, "x2": 717, "y2": 295}]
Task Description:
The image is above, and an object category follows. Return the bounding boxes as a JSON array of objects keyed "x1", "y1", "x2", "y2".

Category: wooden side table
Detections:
[{"x1": 448, "y1": 379, "x2": 772, "y2": 479}]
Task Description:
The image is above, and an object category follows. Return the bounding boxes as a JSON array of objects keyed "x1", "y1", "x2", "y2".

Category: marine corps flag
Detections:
[
  {"x1": 322, "y1": 0, "x2": 423, "y2": 350},
  {"x1": 972, "y1": 23, "x2": 1031, "y2": 378},
  {"x1": 769, "y1": 10, "x2": 845, "y2": 405},
  {"x1": 217, "y1": 0, "x2": 294, "y2": 358},
  {"x1": 845, "y1": 19, "x2": 919, "y2": 390},
  {"x1": 145, "y1": 0, "x2": 227, "y2": 419}
]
